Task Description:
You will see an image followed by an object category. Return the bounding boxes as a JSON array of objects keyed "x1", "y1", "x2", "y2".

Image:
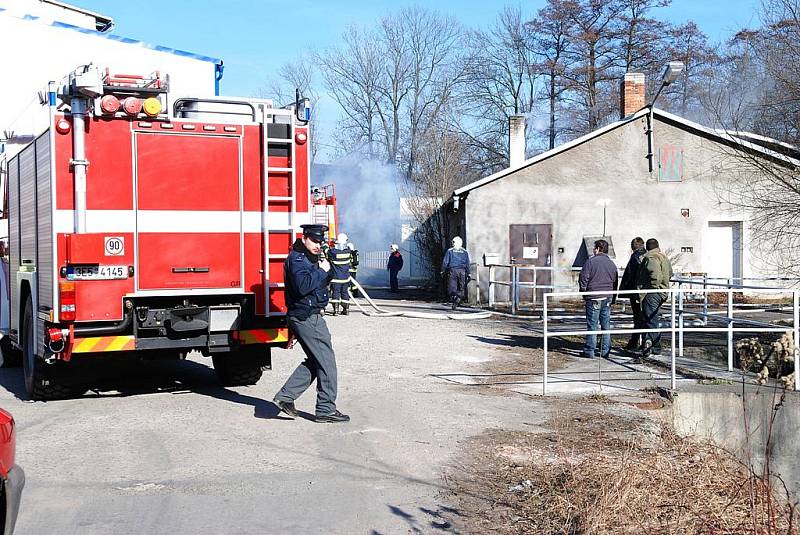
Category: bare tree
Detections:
[
  {"x1": 708, "y1": 0, "x2": 800, "y2": 275},
  {"x1": 402, "y1": 119, "x2": 481, "y2": 282},
  {"x1": 530, "y1": 0, "x2": 573, "y2": 150},
  {"x1": 460, "y1": 7, "x2": 539, "y2": 172},
  {"x1": 316, "y1": 26, "x2": 384, "y2": 158}
]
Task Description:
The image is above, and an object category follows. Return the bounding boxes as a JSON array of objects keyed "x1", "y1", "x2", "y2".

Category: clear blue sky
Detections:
[{"x1": 74, "y1": 0, "x2": 760, "y2": 98}]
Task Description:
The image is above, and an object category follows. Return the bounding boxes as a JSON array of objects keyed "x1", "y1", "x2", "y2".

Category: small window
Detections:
[{"x1": 658, "y1": 144, "x2": 684, "y2": 182}]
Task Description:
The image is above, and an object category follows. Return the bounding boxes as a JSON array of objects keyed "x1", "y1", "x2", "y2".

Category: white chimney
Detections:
[{"x1": 509, "y1": 115, "x2": 526, "y2": 168}]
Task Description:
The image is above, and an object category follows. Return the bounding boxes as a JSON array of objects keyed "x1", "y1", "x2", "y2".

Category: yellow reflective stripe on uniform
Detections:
[
  {"x1": 332, "y1": 261, "x2": 350, "y2": 265},
  {"x1": 331, "y1": 278, "x2": 351, "y2": 283},
  {"x1": 335, "y1": 253, "x2": 350, "y2": 259}
]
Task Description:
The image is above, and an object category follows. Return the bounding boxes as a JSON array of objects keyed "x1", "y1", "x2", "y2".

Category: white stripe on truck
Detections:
[{"x1": 54, "y1": 210, "x2": 310, "y2": 233}]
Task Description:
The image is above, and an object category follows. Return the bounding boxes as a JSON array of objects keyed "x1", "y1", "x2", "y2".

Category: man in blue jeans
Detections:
[{"x1": 579, "y1": 239, "x2": 619, "y2": 358}]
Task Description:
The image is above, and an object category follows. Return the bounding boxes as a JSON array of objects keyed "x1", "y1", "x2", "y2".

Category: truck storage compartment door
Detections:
[{"x1": 135, "y1": 132, "x2": 242, "y2": 290}]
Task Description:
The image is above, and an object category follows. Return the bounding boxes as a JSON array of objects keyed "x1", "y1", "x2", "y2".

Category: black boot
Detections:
[
  {"x1": 451, "y1": 296, "x2": 458, "y2": 310},
  {"x1": 332, "y1": 303, "x2": 339, "y2": 316},
  {"x1": 342, "y1": 303, "x2": 349, "y2": 316}
]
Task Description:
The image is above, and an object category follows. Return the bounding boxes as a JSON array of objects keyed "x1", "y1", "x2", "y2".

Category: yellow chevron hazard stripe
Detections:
[
  {"x1": 72, "y1": 336, "x2": 136, "y2": 353},
  {"x1": 239, "y1": 328, "x2": 290, "y2": 345}
]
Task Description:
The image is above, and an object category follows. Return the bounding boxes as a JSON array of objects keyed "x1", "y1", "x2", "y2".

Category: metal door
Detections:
[{"x1": 509, "y1": 224, "x2": 553, "y2": 305}]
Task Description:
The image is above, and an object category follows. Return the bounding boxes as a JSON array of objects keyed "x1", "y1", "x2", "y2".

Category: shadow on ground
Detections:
[{"x1": 0, "y1": 357, "x2": 294, "y2": 420}]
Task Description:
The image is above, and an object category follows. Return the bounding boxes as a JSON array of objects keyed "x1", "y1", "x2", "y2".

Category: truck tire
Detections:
[
  {"x1": 0, "y1": 337, "x2": 22, "y2": 368},
  {"x1": 22, "y1": 296, "x2": 81, "y2": 400},
  {"x1": 211, "y1": 347, "x2": 265, "y2": 386}
]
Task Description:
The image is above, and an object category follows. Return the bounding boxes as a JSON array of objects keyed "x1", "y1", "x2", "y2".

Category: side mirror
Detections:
[{"x1": 295, "y1": 89, "x2": 310, "y2": 123}]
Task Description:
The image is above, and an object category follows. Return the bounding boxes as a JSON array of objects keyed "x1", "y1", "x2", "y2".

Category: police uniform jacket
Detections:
[
  {"x1": 285, "y1": 239, "x2": 334, "y2": 320},
  {"x1": 328, "y1": 247, "x2": 352, "y2": 283}
]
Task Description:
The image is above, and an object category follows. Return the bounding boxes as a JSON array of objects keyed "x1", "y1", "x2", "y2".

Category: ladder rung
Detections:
[
  {"x1": 268, "y1": 254, "x2": 288, "y2": 259},
  {"x1": 267, "y1": 196, "x2": 293, "y2": 201},
  {"x1": 269, "y1": 282, "x2": 285, "y2": 288},
  {"x1": 267, "y1": 167, "x2": 293, "y2": 172},
  {"x1": 266, "y1": 138, "x2": 292, "y2": 144}
]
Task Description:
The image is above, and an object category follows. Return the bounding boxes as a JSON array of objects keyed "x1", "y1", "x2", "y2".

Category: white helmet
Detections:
[
  {"x1": 452, "y1": 236, "x2": 463, "y2": 249},
  {"x1": 390, "y1": 243, "x2": 399, "y2": 252},
  {"x1": 336, "y1": 233, "x2": 348, "y2": 246}
]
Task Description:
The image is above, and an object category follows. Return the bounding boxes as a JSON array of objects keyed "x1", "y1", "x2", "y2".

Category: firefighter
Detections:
[
  {"x1": 328, "y1": 233, "x2": 352, "y2": 316},
  {"x1": 347, "y1": 242, "x2": 359, "y2": 298},
  {"x1": 273, "y1": 224, "x2": 350, "y2": 423},
  {"x1": 441, "y1": 236, "x2": 471, "y2": 310},
  {"x1": 387, "y1": 244, "x2": 403, "y2": 293}
]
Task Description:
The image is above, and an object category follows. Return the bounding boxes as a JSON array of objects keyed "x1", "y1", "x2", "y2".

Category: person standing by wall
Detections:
[
  {"x1": 273, "y1": 224, "x2": 349, "y2": 423},
  {"x1": 441, "y1": 236, "x2": 471, "y2": 310},
  {"x1": 579, "y1": 239, "x2": 619, "y2": 359},
  {"x1": 327, "y1": 233, "x2": 352, "y2": 316},
  {"x1": 619, "y1": 237, "x2": 646, "y2": 351},
  {"x1": 387, "y1": 244, "x2": 403, "y2": 293},
  {"x1": 636, "y1": 238, "x2": 673, "y2": 360}
]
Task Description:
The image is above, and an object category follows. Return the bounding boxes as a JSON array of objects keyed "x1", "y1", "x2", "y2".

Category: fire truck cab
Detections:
[{"x1": 0, "y1": 65, "x2": 313, "y2": 400}]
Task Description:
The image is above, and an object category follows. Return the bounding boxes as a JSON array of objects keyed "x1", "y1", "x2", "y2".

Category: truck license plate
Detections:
[{"x1": 66, "y1": 265, "x2": 128, "y2": 281}]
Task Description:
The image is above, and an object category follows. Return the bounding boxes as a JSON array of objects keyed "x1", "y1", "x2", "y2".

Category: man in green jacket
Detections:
[{"x1": 636, "y1": 238, "x2": 673, "y2": 359}]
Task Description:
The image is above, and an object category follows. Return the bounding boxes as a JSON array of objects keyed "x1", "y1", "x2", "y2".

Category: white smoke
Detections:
[{"x1": 313, "y1": 156, "x2": 402, "y2": 283}]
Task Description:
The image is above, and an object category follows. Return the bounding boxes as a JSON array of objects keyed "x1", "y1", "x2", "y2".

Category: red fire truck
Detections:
[
  {"x1": 0, "y1": 65, "x2": 313, "y2": 400},
  {"x1": 311, "y1": 184, "x2": 338, "y2": 245}
]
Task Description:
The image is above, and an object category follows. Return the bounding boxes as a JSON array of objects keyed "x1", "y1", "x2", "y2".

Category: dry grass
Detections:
[{"x1": 446, "y1": 400, "x2": 798, "y2": 534}]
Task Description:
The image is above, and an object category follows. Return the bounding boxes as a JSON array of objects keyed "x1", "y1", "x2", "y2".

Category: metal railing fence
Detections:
[{"x1": 542, "y1": 287, "x2": 800, "y2": 395}]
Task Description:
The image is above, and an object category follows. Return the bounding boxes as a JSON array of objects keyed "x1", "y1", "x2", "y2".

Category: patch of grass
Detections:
[{"x1": 446, "y1": 402, "x2": 798, "y2": 534}]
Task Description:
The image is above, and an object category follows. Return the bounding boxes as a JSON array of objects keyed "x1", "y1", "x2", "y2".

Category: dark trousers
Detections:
[
  {"x1": 641, "y1": 293, "x2": 666, "y2": 349},
  {"x1": 447, "y1": 268, "x2": 467, "y2": 300},
  {"x1": 389, "y1": 269, "x2": 400, "y2": 291},
  {"x1": 628, "y1": 297, "x2": 644, "y2": 346},
  {"x1": 330, "y1": 281, "x2": 350, "y2": 303},
  {"x1": 275, "y1": 313, "x2": 338, "y2": 416}
]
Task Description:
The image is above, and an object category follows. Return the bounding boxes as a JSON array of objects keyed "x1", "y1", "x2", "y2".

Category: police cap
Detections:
[{"x1": 300, "y1": 224, "x2": 328, "y2": 243}]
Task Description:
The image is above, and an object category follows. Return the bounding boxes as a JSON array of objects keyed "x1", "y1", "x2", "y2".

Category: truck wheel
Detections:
[
  {"x1": 211, "y1": 347, "x2": 266, "y2": 386},
  {"x1": 0, "y1": 337, "x2": 22, "y2": 368},
  {"x1": 22, "y1": 296, "x2": 81, "y2": 400}
]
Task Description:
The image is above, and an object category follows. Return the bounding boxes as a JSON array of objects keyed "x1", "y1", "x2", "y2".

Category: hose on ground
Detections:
[{"x1": 346, "y1": 278, "x2": 493, "y2": 320}]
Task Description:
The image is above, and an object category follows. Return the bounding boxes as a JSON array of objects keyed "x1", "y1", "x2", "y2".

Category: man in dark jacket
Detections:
[
  {"x1": 636, "y1": 238, "x2": 673, "y2": 359},
  {"x1": 619, "y1": 237, "x2": 646, "y2": 351},
  {"x1": 579, "y1": 239, "x2": 619, "y2": 359},
  {"x1": 273, "y1": 224, "x2": 349, "y2": 423},
  {"x1": 387, "y1": 244, "x2": 403, "y2": 292},
  {"x1": 441, "y1": 236, "x2": 471, "y2": 310}
]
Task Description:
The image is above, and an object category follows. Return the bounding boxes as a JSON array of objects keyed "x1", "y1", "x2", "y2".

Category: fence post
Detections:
[
  {"x1": 488, "y1": 265, "x2": 495, "y2": 309},
  {"x1": 678, "y1": 289, "x2": 684, "y2": 358},
  {"x1": 671, "y1": 292, "x2": 676, "y2": 390},
  {"x1": 511, "y1": 266, "x2": 519, "y2": 315},
  {"x1": 727, "y1": 288, "x2": 734, "y2": 372},
  {"x1": 794, "y1": 290, "x2": 799, "y2": 392},
  {"x1": 543, "y1": 294, "x2": 548, "y2": 395},
  {"x1": 532, "y1": 266, "x2": 537, "y2": 309},
  {"x1": 702, "y1": 273, "x2": 708, "y2": 326}
]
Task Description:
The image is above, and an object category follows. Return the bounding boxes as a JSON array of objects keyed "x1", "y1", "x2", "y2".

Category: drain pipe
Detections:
[{"x1": 70, "y1": 97, "x2": 89, "y2": 233}]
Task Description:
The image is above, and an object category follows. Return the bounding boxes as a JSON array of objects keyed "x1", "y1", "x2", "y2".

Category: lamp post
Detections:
[
  {"x1": 646, "y1": 61, "x2": 684, "y2": 173},
  {"x1": 596, "y1": 198, "x2": 611, "y2": 236}
]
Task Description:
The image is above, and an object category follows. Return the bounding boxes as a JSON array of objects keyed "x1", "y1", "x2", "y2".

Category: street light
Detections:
[{"x1": 647, "y1": 61, "x2": 685, "y2": 173}]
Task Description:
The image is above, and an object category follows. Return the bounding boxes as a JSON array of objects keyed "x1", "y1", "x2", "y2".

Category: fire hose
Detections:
[{"x1": 346, "y1": 277, "x2": 493, "y2": 320}]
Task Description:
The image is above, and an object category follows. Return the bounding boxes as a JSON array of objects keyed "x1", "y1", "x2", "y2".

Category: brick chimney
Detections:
[
  {"x1": 508, "y1": 115, "x2": 526, "y2": 168},
  {"x1": 620, "y1": 72, "x2": 646, "y2": 118}
]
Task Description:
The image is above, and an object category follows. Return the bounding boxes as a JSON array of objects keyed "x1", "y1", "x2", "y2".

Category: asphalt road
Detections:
[{"x1": 1, "y1": 301, "x2": 546, "y2": 535}]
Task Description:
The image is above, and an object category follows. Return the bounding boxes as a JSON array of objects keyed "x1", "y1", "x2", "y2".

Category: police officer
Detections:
[
  {"x1": 441, "y1": 236, "x2": 471, "y2": 310},
  {"x1": 328, "y1": 233, "x2": 352, "y2": 316},
  {"x1": 273, "y1": 224, "x2": 350, "y2": 423},
  {"x1": 347, "y1": 242, "x2": 359, "y2": 298}
]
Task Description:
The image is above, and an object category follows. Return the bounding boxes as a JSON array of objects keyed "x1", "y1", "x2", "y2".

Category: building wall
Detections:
[
  {"x1": 462, "y1": 115, "x2": 761, "y2": 302},
  {"x1": 0, "y1": 9, "x2": 217, "y2": 156}
]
